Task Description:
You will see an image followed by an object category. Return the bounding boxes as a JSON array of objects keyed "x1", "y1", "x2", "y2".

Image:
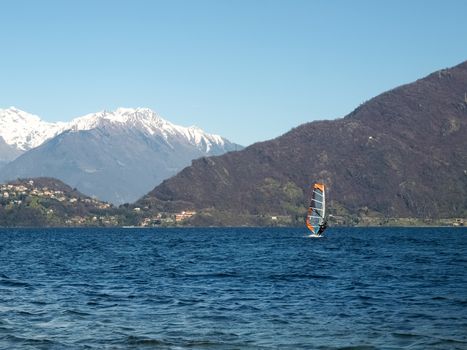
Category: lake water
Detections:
[{"x1": 0, "y1": 227, "x2": 466, "y2": 349}]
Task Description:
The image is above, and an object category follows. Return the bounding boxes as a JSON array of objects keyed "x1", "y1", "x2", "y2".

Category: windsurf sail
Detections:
[{"x1": 305, "y1": 183, "x2": 326, "y2": 235}]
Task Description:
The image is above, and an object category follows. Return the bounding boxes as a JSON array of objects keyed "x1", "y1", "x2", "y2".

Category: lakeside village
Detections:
[
  {"x1": 0, "y1": 180, "x2": 464, "y2": 227},
  {"x1": 0, "y1": 180, "x2": 196, "y2": 227},
  {"x1": 0, "y1": 181, "x2": 110, "y2": 209}
]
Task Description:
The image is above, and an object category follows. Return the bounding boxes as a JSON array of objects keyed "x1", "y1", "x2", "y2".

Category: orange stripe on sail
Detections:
[
  {"x1": 305, "y1": 207, "x2": 315, "y2": 233},
  {"x1": 314, "y1": 183, "x2": 325, "y2": 193}
]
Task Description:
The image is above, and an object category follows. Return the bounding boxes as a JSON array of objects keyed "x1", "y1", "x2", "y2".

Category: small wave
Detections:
[
  {"x1": 15, "y1": 310, "x2": 42, "y2": 316},
  {"x1": 235, "y1": 304, "x2": 261, "y2": 312},
  {"x1": 2, "y1": 334, "x2": 60, "y2": 346},
  {"x1": 0, "y1": 306, "x2": 46, "y2": 317},
  {"x1": 175, "y1": 298, "x2": 200, "y2": 306},
  {"x1": 391, "y1": 332, "x2": 421, "y2": 339},
  {"x1": 429, "y1": 337, "x2": 467, "y2": 346},
  {"x1": 125, "y1": 335, "x2": 170, "y2": 346},
  {"x1": 184, "y1": 272, "x2": 239, "y2": 278},
  {"x1": 125, "y1": 335, "x2": 249, "y2": 349},
  {"x1": 270, "y1": 317, "x2": 289, "y2": 325},
  {"x1": 36, "y1": 319, "x2": 72, "y2": 329},
  {"x1": 0, "y1": 279, "x2": 31, "y2": 288},
  {"x1": 185, "y1": 339, "x2": 243, "y2": 348},
  {"x1": 83, "y1": 291, "x2": 113, "y2": 298},
  {"x1": 62, "y1": 309, "x2": 91, "y2": 316},
  {"x1": 269, "y1": 273, "x2": 336, "y2": 281}
]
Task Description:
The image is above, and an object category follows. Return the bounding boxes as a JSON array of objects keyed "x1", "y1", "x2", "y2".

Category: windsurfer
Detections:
[{"x1": 317, "y1": 220, "x2": 328, "y2": 235}]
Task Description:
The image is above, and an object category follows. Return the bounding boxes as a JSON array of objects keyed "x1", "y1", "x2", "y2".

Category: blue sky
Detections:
[{"x1": 1, "y1": 0, "x2": 467, "y2": 146}]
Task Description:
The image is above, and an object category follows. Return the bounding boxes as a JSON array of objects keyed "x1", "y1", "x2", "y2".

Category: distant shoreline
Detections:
[{"x1": 0, "y1": 223, "x2": 465, "y2": 229}]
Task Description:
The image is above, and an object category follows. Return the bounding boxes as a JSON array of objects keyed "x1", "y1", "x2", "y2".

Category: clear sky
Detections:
[{"x1": 1, "y1": 0, "x2": 467, "y2": 146}]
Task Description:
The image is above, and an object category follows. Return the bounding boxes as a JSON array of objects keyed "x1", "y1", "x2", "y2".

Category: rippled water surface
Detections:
[{"x1": 0, "y1": 227, "x2": 466, "y2": 349}]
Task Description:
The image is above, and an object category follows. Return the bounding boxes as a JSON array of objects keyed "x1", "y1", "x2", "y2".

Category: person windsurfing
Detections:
[
  {"x1": 317, "y1": 220, "x2": 328, "y2": 235},
  {"x1": 305, "y1": 183, "x2": 328, "y2": 236}
]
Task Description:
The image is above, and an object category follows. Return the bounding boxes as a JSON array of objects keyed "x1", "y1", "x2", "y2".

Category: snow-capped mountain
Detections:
[
  {"x1": 0, "y1": 107, "x2": 242, "y2": 204},
  {"x1": 0, "y1": 107, "x2": 232, "y2": 156},
  {"x1": 0, "y1": 107, "x2": 68, "y2": 151},
  {"x1": 67, "y1": 107, "x2": 228, "y2": 153}
]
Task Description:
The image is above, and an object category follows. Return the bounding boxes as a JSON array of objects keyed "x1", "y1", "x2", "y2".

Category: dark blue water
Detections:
[{"x1": 0, "y1": 227, "x2": 466, "y2": 349}]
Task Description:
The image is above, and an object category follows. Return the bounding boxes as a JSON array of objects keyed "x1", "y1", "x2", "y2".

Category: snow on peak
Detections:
[
  {"x1": 183, "y1": 125, "x2": 225, "y2": 151},
  {"x1": 67, "y1": 107, "x2": 227, "y2": 152},
  {"x1": 0, "y1": 107, "x2": 68, "y2": 151},
  {"x1": 0, "y1": 107, "x2": 231, "y2": 154},
  {"x1": 68, "y1": 107, "x2": 167, "y2": 132}
]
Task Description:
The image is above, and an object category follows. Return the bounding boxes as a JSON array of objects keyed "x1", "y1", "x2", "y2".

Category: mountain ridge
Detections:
[
  {"x1": 136, "y1": 60, "x2": 467, "y2": 225},
  {"x1": 0, "y1": 107, "x2": 234, "y2": 155}
]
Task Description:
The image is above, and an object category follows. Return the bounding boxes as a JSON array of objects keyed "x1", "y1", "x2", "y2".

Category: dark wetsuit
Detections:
[{"x1": 317, "y1": 221, "x2": 328, "y2": 235}]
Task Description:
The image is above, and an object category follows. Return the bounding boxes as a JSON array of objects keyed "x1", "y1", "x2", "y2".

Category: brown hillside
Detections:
[{"x1": 137, "y1": 61, "x2": 467, "y2": 224}]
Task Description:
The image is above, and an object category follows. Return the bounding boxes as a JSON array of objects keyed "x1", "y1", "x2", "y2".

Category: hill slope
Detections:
[
  {"x1": 137, "y1": 61, "x2": 467, "y2": 225},
  {"x1": 0, "y1": 177, "x2": 120, "y2": 227}
]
